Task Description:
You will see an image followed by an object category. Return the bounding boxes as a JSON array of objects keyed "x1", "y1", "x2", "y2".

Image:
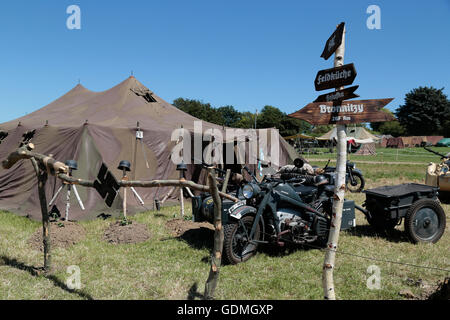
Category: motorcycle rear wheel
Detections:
[
  {"x1": 223, "y1": 215, "x2": 260, "y2": 265},
  {"x1": 346, "y1": 172, "x2": 365, "y2": 193}
]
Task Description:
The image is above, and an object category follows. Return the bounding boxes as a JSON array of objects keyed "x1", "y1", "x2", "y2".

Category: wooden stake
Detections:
[
  {"x1": 123, "y1": 187, "x2": 127, "y2": 219},
  {"x1": 30, "y1": 158, "x2": 51, "y2": 273},
  {"x1": 180, "y1": 187, "x2": 185, "y2": 217},
  {"x1": 204, "y1": 168, "x2": 223, "y2": 300},
  {"x1": 221, "y1": 169, "x2": 231, "y2": 193},
  {"x1": 322, "y1": 24, "x2": 347, "y2": 300},
  {"x1": 160, "y1": 186, "x2": 176, "y2": 205},
  {"x1": 184, "y1": 186, "x2": 195, "y2": 198}
]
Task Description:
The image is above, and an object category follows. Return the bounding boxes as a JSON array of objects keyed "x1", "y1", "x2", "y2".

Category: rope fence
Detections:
[{"x1": 257, "y1": 229, "x2": 450, "y2": 275}]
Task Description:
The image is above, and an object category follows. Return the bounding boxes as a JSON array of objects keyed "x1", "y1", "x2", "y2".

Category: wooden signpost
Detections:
[
  {"x1": 314, "y1": 85, "x2": 359, "y2": 103},
  {"x1": 288, "y1": 22, "x2": 394, "y2": 300},
  {"x1": 314, "y1": 63, "x2": 357, "y2": 91},
  {"x1": 289, "y1": 98, "x2": 394, "y2": 124},
  {"x1": 321, "y1": 22, "x2": 345, "y2": 60}
]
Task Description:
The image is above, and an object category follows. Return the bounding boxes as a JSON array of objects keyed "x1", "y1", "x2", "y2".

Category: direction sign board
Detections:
[
  {"x1": 314, "y1": 63, "x2": 357, "y2": 91},
  {"x1": 314, "y1": 85, "x2": 359, "y2": 103},
  {"x1": 288, "y1": 98, "x2": 394, "y2": 125},
  {"x1": 321, "y1": 22, "x2": 345, "y2": 60}
]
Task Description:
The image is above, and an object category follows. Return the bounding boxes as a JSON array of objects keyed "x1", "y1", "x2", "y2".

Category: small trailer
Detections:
[{"x1": 356, "y1": 183, "x2": 446, "y2": 243}]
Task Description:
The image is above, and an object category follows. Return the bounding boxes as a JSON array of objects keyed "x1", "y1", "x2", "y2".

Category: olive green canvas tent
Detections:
[{"x1": 0, "y1": 77, "x2": 298, "y2": 220}]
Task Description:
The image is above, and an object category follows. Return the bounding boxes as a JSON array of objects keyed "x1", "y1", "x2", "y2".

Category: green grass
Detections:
[
  {"x1": 0, "y1": 164, "x2": 449, "y2": 300},
  {"x1": 304, "y1": 146, "x2": 450, "y2": 164}
]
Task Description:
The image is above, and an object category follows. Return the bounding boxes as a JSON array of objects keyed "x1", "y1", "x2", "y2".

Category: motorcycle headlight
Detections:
[
  {"x1": 242, "y1": 184, "x2": 254, "y2": 199},
  {"x1": 348, "y1": 162, "x2": 356, "y2": 169}
]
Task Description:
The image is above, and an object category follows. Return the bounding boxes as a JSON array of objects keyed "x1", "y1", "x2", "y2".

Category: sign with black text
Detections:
[
  {"x1": 314, "y1": 63, "x2": 357, "y2": 91},
  {"x1": 320, "y1": 22, "x2": 345, "y2": 60},
  {"x1": 314, "y1": 85, "x2": 359, "y2": 102}
]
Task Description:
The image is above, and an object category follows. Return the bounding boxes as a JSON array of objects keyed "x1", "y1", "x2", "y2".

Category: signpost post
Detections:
[{"x1": 288, "y1": 23, "x2": 394, "y2": 300}]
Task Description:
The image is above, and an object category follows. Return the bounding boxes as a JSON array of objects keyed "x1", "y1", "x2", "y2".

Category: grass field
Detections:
[
  {"x1": 304, "y1": 146, "x2": 450, "y2": 164},
  {"x1": 0, "y1": 162, "x2": 449, "y2": 300}
]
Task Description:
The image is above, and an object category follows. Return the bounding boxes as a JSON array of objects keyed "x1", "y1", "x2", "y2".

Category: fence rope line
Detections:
[{"x1": 258, "y1": 230, "x2": 450, "y2": 274}]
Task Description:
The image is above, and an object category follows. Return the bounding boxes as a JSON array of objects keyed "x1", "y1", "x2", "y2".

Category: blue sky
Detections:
[{"x1": 0, "y1": 0, "x2": 449, "y2": 123}]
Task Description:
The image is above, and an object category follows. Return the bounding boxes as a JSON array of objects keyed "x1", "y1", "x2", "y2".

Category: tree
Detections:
[
  {"x1": 370, "y1": 108, "x2": 395, "y2": 131},
  {"x1": 173, "y1": 99, "x2": 311, "y2": 136},
  {"x1": 256, "y1": 106, "x2": 284, "y2": 129},
  {"x1": 281, "y1": 117, "x2": 312, "y2": 137},
  {"x1": 216, "y1": 105, "x2": 242, "y2": 127},
  {"x1": 310, "y1": 125, "x2": 334, "y2": 137},
  {"x1": 377, "y1": 121, "x2": 406, "y2": 137},
  {"x1": 173, "y1": 98, "x2": 223, "y2": 125},
  {"x1": 256, "y1": 105, "x2": 311, "y2": 137},
  {"x1": 395, "y1": 87, "x2": 450, "y2": 136},
  {"x1": 234, "y1": 112, "x2": 255, "y2": 129}
]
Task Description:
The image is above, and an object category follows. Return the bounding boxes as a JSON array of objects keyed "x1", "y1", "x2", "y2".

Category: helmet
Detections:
[{"x1": 314, "y1": 175, "x2": 329, "y2": 186}]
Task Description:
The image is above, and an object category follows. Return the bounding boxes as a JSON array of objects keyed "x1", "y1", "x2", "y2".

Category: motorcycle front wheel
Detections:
[
  {"x1": 346, "y1": 171, "x2": 365, "y2": 193},
  {"x1": 223, "y1": 215, "x2": 260, "y2": 265}
]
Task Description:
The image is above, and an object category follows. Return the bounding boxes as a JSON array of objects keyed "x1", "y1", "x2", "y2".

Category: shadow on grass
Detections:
[
  {"x1": 187, "y1": 282, "x2": 205, "y2": 300},
  {"x1": 153, "y1": 213, "x2": 168, "y2": 218},
  {"x1": 257, "y1": 241, "x2": 323, "y2": 260},
  {"x1": 0, "y1": 255, "x2": 94, "y2": 300},
  {"x1": 345, "y1": 225, "x2": 410, "y2": 243},
  {"x1": 438, "y1": 193, "x2": 450, "y2": 204},
  {"x1": 177, "y1": 227, "x2": 215, "y2": 251}
]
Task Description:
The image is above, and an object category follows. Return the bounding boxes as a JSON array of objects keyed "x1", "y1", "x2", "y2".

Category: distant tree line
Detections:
[
  {"x1": 371, "y1": 86, "x2": 450, "y2": 137},
  {"x1": 172, "y1": 98, "x2": 311, "y2": 137},
  {"x1": 173, "y1": 86, "x2": 450, "y2": 138}
]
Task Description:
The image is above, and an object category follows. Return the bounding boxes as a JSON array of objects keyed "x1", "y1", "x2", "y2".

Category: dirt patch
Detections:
[
  {"x1": 29, "y1": 221, "x2": 86, "y2": 251},
  {"x1": 165, "y1": 219, "x2": 214, "y2": 237},
  {"x1": 103, "y1": 221, "x2": 151, "y2": 245}
]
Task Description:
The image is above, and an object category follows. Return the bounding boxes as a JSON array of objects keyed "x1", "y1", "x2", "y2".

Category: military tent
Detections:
[
  {"x1": 426, "y1": 136, "x2": 444, "y2": 146},
  {"x1": 0, "y1": 77, "x2": 298, "y2": 220},
  {"x1": 377, "y1": 135, "x2": 393, "y2": 148},
  {"x1": 318, "y1": 126, "x2": 378, "y2": 155},
  {"x1": 386, "y1": 137, "x2": 404, "y2": 148},
  {"x1": 436, "y1": 138, "x2": 450, "y2": 147}
]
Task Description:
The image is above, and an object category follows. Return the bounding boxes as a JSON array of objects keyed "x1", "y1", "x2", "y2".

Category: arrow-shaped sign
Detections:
[
  {"x1": 314, "y1": 85, "x2": 359, "y2": 103},
  {"x1": 288, "y1": 98, "x2": 395, "y2": 125},
  {"x1": 314, "y1": 63, "x2": 357, "y2": 91},
  {"x1": 321, "y1": 22, "x2": 345, "y2": 60}
]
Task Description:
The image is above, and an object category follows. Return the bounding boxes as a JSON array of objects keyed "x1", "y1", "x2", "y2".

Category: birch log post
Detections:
[
  {"x1": 204, "y1": 168, "x2": 224, "y2": 300},
  {"x1": 30, "y1": 158, "x2": 51, "y2": 273},
  {"x1": 179, "y1": 187, "x2": 185, "y2": 217},
  {"x1": 322, "y1": 24, "x2": 347, "y2": 300},
  {"x1": 160, "y1": 186, "x2": 176, "y2": 205},
  {"x1": 221, "y1": 169, "x2": 231, "y2": 193}
]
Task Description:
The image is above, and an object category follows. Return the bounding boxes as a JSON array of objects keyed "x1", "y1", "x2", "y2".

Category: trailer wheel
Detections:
[{"x1": 405, "y1": 199, "x2": 446, "y2": 244}]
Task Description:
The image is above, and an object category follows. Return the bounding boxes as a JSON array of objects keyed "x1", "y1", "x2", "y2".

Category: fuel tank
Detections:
[{"x1": 273, "y1": 183, "x2": 303, "y2": 203}]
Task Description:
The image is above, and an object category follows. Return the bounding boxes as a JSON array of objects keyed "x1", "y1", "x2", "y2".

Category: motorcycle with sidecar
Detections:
[{"x1": 192, "y1": 159, "x2": 355, "y2": 264}]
